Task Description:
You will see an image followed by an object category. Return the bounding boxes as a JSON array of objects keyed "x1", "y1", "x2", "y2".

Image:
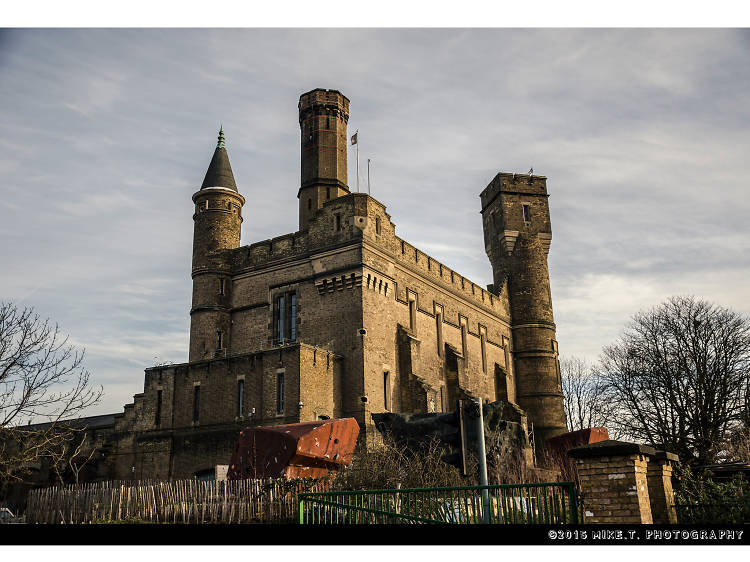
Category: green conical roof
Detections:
[{"x1": 201, "y1": 126, "x2": 237, "y2": 191}]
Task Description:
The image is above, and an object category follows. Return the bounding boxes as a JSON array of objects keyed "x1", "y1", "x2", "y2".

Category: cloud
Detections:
[{"x1": 2, "y1": 29, "x2": 749, "y2": 416}]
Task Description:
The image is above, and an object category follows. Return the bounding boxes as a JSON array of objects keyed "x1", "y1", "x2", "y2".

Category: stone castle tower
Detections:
[
  {"x1": 86, "y1": 88, "x2": 568, "y2": 481},
  {"x1": 298, "y1": 89, "x2": 351, "y2": 229},
  {"x1": 189, "y1": 127, "x2": 246, "y2": 362},
  {"x1": 480, "y1": 174, "x2": 567, "y2": 445}
]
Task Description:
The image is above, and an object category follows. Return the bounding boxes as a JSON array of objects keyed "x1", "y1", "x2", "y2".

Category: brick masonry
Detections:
[
  {"x1": 78, "y1": 88, "x2": 570, "y2": 480},
  {"x1": 647, "y1": 451, "x2": 679, "y2": 524},
  {"x1": 568, "y1": 441, "x2": 682, "y2": 524}
]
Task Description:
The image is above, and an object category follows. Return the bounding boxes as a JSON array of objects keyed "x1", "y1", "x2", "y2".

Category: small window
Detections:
[
  {"x1": 218, "y1": 278, "x2": 225, "y2": 296},
  {"x1": 193, "y1": 386, "x2": 200, "y2": 423},
  {"x1": 409, "y1": 297, "x2": 417, "y2": 332},
  {"x1": 155, "y1": 389, "x2": 162, "y2": 427},
  {"x1": 276, "y1": 372, "x2": 285, "y2": 414},
  {"x1": 227, "y1": 201, "x2": 232, "y2": 210},
  {"x1": 383, "y1": 371, "x2": 391, "y2": 411},
  {"x1": 308, "y1": 198, "x2": 312, "y2": 210},
  {"x1": 217, "y1": 331, "x2": 223, "y2": 349},
  {"x1": 237, "y1": 379, "x2": 245, "y2": 417},
  {"x1": 522, "y1": 204, "x2": 531, "y2": 223},
  {"x1": 326, "y1": 187, "x2": 331, "y2": 200},
  {"x1": 335, "y1": 214, "x2": 342, "y2": 231},
  {"x1": 375, "y1": 217, "x2": 381, "y2": 235}
]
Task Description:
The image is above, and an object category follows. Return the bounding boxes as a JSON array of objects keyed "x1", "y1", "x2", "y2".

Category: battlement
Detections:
[
  {"x1": 480, "y1": 172, "x2": 548, "y2": 213},
  {"x1": 391, "y1": 236, "x2": 503, "y2": 311},
  {"x1": 298, "y1": 88, "x2": 350, "y2": 123}
]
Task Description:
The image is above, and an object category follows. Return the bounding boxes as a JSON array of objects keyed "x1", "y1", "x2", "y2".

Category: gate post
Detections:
[
  {"x1": 568, "y1": 440, "x2": 655, "y2": 524},
  {"x1": 646, "y1": 450, "x2": 679, "y2": 524}
]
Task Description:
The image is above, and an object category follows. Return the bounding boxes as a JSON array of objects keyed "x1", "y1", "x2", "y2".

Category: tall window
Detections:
[
  {"x1": 276, "y1": 371, "x2": 285, "y2": 414},
  {"x1": 435, "y1": 309, "x2": 444, "y2": 356},
  {"x1": 217, "y1": 331, "x2": 223, "y2": 350},
  {"x1": 155, "y1": 389, "x2": 162, "y2": 427},
  {"x1": 290, "y1": 293, "x2": 297, "y2": 341},
  {"x1": 192, "y1": 386, "x2": 200, "y2": 423},
  {"x1": 460, "y1": 318, "x2": 468, "y2": 358},
  {"x1": 218, "y1": 278, "x2": 225, "y2": 296},
  {"x1": 522, "y1": 203, "x2": 531, "y2": 223},
  {"x1": 383, "y1": 371, "x2": 391, "y2": 411},
  {"x1": 273, "y1": 292, "x2": 297, "y2": 344},
  {"x1": 237, "y1": 379, "x2": 245, "y2": 417},
  {"x1": 480, "y1": 329, "x2": 487, "y2": 374},
  {"x1": 375, "y1": 217, "x2": 381, "y2": 235},
  {"x1": 326, "y1": 187, "x2": 331, "y2": 199},
  {"x1": 408, "y1": 297, "x2": 417, "y2": 332},
  {"x1": 335, "y1": 214, "x2": 342, "y2": 231},
  {"x1": 277, "y1": 294, "x2": 285, "y2": 343}
]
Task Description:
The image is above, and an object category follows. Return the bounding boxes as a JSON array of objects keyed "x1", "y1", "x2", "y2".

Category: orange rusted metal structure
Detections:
[
  {"x1": 227, "y1": 418, "x2": 360, "y2": 480},
  {"x1": 546, "y1": 426, "x2": 609, "y2": 457}
]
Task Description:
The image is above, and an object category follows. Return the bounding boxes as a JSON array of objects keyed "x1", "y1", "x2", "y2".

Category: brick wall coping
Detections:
[
  {"x1": 653, "y1": 450, "x2": 679, "y2": 462},
  {"x1": 568, "y1": 439, "x2": 656, "y2": 459}
]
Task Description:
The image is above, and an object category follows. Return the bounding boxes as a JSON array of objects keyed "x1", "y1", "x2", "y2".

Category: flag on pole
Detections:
[{"x1": 350, "y1": 132, "x2": 358, "y2": 145}]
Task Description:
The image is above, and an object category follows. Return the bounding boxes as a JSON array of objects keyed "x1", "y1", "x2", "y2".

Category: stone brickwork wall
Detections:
[
  {"x1": 105, "y1": 344, "x2": 340, "y2": 479},
  {"x1": 569, "y1": 441, "x2": 658, "y2": 524}
]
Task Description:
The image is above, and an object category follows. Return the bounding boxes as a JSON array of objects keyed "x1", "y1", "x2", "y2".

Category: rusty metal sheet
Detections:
[
  {"x1": 546, "y1": 427, "x2": 610, "y2": 456},
  {"x1": 227, "y1": 418, "x2": 360, "y2": 480}
]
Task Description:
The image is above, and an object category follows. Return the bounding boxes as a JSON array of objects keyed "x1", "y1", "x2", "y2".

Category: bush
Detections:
[
  {"x1": 331, "y1": 435, "x2": 476, "y2": 491},
  {"x1": 673, "y1": 464, "x2": 750, "y2": 524}
]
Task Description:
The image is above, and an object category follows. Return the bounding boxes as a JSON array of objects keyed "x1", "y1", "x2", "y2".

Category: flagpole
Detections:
[
  {"x1": 367, "y1": 158, "x2": 371, "y2": 195},
  {"x1": 356, "y1": 129, "x2": 360, "y2": 193}
]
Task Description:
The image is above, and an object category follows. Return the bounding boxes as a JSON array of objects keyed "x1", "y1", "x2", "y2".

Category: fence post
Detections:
[{"x1": 298, "y1": 494, "x2": 305, "y2": 524}]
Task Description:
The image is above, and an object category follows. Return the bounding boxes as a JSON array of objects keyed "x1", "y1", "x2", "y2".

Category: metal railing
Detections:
[{"x1": 299, "y1": 482, "x2": 578, "y2": 524}]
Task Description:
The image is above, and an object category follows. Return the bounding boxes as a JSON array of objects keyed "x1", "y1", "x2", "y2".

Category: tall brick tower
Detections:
[
  {"x1": 189, "y1": 127, "x2": 245, "y2": 362},
  {"x1": 480, "y1": 172, "x2": 567, "y2": 447},
  {"x1": 298, "y1": 88, "x2": 350, "y2": 230}
]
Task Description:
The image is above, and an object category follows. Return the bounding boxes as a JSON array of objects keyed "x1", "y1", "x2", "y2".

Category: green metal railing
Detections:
[{"x1": 298, "y1": 482, "x2": 578, "y2": 524}]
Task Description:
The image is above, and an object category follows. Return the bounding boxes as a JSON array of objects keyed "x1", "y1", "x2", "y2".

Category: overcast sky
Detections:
[{"x1": 2, "y1": 28, "x2": 749, "y2": 418}]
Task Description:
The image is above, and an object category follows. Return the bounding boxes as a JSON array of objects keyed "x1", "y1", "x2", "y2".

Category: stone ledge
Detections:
[{"x1": 568, "y1": 439, "x2": 656, "y2": 459}]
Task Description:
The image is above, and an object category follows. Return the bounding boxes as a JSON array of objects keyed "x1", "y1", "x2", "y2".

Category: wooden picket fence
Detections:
[{"x1": 25, "y1": 477, "x2": 330, "y2": 524}]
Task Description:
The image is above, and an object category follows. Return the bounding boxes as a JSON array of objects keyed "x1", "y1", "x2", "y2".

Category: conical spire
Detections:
[
  {"x1": 217, "y1": 125, "x2": 225, "y2": 149},
  {"x1": 201, "y1": 126, "x2": 237, "y2": 191}
]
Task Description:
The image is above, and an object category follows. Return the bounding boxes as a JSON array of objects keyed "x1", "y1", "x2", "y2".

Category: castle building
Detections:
[{"x1": 90, "y1": 89, "x2": 567, "y2": 480}]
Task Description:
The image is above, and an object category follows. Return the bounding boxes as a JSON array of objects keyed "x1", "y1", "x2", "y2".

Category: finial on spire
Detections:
[{"x1": 217, "y1": 125, "x2": 225, "y2": 149}]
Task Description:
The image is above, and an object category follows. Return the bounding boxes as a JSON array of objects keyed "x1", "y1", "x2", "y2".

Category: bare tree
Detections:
[
  {"x1": 600, "y1": 296, "x2": 750, "y2": 464},
  {"x1": 560, "y1": 356, "x2": 612, "y2": 433},
  {"x1": 0, "y1": 302, "x2": 102, "y2": 481}
]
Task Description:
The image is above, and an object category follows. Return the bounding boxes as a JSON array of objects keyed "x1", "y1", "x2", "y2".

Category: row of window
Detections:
[
  {"x1": 158, "y1": 372, "x2": 287, "y2": 427},
  {"x1": 414, "y1": 298, "x2": 488, "y2": 374},
  {"x1": 196, "y1": 200, "x2": 241, "y2": 216}
]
